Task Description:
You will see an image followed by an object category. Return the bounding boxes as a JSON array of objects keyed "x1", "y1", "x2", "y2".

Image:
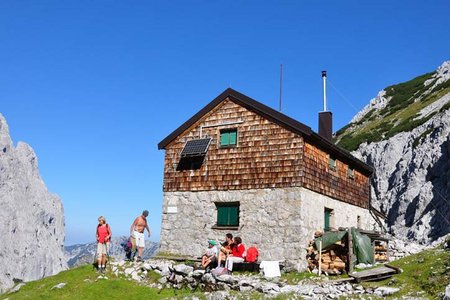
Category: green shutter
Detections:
[
  {"x1": 217, "y1": 206, "x2": 228, "y2": 225},
  {"x1": 324, "y1": 209, "x2": 331, "y2": 231},
  {"x1": 220, "y1": 132, "x2": 229, "y2": 146},
  {"x1": 228, "y1": 206, "x2": 238, "y2": 226},
  {"x1": 229, "y1": 131, "x2": 237, "y2": 145},
  {"x1": 217, "y1": 204, "x2": 239, "y2": 226}
]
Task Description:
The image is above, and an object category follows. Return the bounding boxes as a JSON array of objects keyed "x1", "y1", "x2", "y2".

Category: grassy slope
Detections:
[
  {"x1": 363, "y1": 246, "x2": 450, "y2": 299},
  {"x1": 3, "y1": 246, "x2": 449, "y2": 299},
  {"x1": 335, "y1": 71, "x2": 450, "y2": 151},
  {"x1": 1, "y1": 265, "x2": 202, "y2": 300}
]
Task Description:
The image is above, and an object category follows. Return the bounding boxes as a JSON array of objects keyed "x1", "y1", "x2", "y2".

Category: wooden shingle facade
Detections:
[
  {"x1": 159, "y1": 88, "x2": 372, "y2": 207},
  {"x1": 158, "y1": 88, "x2": 374, "y2": 269}
]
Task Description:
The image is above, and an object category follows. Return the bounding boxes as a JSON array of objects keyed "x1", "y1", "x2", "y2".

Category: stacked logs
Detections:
[
  {"x1": 374, "y1": 242, "x2": 388, "y2": 262},
  {"x1": 306, "y1": 232, "x2": 348, "y2": 275}
]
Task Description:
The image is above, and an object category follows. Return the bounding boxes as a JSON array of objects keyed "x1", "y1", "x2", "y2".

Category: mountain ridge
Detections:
[
  {"x1": 335, "y1": 61, "x2": 450, "y2": 243},
  {"x1": 65, "y1": 236, "x2": 160, "y2": 267}
]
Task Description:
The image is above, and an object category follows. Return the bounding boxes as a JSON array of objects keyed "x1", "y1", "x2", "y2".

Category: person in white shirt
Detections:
[{"x1": 201, "y1": 240, "x2": 218, "y2": 269}]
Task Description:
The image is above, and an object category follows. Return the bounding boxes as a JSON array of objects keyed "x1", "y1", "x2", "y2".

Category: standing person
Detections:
[
  {"x1": 96, "y1": 216, "x2": 112, "y2": 273},
  {"x1": 225, "y1": 236, "x2": 245, "y2": 272},
  {"x1": 218, "y1": 233, "x2": 233, "y2": 267},
  {"x1": 130, "y1": 210, "x2": 151, "y2": 262}
]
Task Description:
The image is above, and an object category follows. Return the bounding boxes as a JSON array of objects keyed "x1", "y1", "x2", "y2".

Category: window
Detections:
[
  {"x1": 347, "y1": 167, "x2": 355, "y2": 178},
  {"x1": 220, "y1": 129, "x2": 237, "y2": 147},
  {"x1": 328, "y1": 156, "x2": 337, "y2": 170},
  {"x1": 324, "y1": 208, "x2": 334, "y2": 231},
  {"x1": 216, "y1": 202, "x2": 239, "y2": 227}
]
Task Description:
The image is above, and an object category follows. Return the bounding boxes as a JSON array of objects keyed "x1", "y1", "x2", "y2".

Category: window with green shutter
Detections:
[
  {"x1": 216, "y1": 202, "x2": 239, "y2": 227},
  {"x1": 324, "y1": 208, "x2": 333, "y2": 231},
  {"x1": 220, "y1": 129, "x2": 237, "y2": 147}
]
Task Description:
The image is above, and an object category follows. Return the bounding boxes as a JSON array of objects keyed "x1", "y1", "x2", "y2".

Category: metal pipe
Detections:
[{"x1": 322, "y1": 70, "x2": 327, "y2": 112}]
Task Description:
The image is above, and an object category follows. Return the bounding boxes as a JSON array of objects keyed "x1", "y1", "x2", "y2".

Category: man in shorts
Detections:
[{"x1": 130, "y1": 210, "x2": 151, "y2": 262}]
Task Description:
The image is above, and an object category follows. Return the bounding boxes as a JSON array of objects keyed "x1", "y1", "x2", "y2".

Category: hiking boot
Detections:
[
  {"x1": 100, "y1": 267, "x2": 105, "y2": 274},
  {"x1": 136, "y1": 256, "x2": 143, "y2": 262}
]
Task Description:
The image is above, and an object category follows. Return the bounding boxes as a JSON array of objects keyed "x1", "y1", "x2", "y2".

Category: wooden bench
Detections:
[{"x1": 232, "y1": 261, "x2": 260, "y2": 272}]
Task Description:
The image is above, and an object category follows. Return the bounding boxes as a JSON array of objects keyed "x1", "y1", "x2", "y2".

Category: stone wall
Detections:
[{"x1": 160, "y1": 187, "x2": 372, "y2": 270}]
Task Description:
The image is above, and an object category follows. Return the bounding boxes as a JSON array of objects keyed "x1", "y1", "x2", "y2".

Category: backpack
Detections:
[
  {"x1": 122, "y1": 237, "x2": 132, "y2": 253},
  {"x1": 245, "y1": 246, "x2": 259, "y2": 263}
]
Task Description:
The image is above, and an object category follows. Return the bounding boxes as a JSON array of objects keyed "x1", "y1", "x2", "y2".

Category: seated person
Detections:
[
  {"x1": 225, "y1": 236, "x2": 245, "y2": 272},
  {"x1": 201, "y1": 240, "x2": 218, "y2": 269},
  {"x1": 218, "y1": 233, "x2": 233, "y2": 267}
]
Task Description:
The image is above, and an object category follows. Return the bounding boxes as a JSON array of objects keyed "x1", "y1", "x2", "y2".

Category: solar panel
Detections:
[{"x1": 180, "y1": 138, "x2": 212, "y2": 157}]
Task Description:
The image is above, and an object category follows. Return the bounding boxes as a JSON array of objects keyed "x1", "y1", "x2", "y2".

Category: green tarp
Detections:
[
  {"x1": 314, "y1": 231, "x2": 347, "y2": 250},
  {"x1": 313, "y1": 228, "x2": 374, "y2": 266},
  {"x1": 351, "y1": 228, "x2": 374, "y2": 265}
]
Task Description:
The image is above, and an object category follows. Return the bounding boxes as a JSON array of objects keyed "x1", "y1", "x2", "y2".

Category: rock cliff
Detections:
[
  {"x1": 0, "y1": 114, "x2": 67, "y2": 293},
  {"x1": 336, "y1": 61, "x2": 450, "y2": 243}
]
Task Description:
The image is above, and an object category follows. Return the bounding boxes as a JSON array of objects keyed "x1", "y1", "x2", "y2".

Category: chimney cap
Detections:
[{"x1": 322, "y1": 71, "x2": 327, "y2": 77}]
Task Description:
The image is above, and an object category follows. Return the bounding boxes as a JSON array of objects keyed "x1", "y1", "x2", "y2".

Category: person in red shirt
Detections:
[
  {"x1": 96, "y1": 216, "x2": 112, "y2": 273},
  {"x1": 225, "y1": 236, "x2": 245, "y2": 272}
]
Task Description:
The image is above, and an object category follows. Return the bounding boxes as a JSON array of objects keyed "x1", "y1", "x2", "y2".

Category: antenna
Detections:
[
  {"x1": 279, "y1": 64, "x2": 283, "y2": 112},
  {"x1": 322, "y1": 70, "x2": 327, "y2": 111}
]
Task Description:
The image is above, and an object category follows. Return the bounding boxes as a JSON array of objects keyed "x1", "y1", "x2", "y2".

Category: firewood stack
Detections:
[
  {"x1": 374, "y1": 241, "x2": 388, "y2": 262},
  {"x1": 306, "y1": 231, "x2": 348, "y2": 275}
]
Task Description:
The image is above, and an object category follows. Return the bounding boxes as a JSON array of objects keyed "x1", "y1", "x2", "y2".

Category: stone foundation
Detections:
[{"x1": 160, "y1": 187, "x2": 372, "y2": 270}]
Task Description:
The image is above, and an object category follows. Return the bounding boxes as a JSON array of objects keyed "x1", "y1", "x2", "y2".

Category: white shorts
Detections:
[
  {"x1": 97, "y1": 243, "x2": 108, "y2": 255},
  {"x1": 133, "y1": 231, "x2": 145, "y2": 248}
]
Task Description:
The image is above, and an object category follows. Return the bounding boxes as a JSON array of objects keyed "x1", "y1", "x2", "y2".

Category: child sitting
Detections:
[{"x1": 201, "y1": 240, "x2": 218, "y2": 270}]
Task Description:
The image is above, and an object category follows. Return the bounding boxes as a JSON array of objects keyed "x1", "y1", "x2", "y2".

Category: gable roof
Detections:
[{"x1": 158, "y1": 88, "x2": 373, "y2": 175}]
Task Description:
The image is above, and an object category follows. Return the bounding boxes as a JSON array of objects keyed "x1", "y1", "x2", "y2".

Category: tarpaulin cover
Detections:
[
  {"x1": 351, "y1": 228, "x2": 374, "y2": 264},
  {"x1": 313, "y1": 229, "x2": 375, "y2": 266},
  {"x1": 314, "y1": 231, "x2": 347, "y2": 250}
]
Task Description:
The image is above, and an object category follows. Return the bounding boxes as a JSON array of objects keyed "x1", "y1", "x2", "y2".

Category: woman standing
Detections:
[
  {"x1": 225, "y1": 236, "x2": 245, "y2": 272},
  {"x1": 96, "y1": 216, "x2": 112, "y2": 273}
]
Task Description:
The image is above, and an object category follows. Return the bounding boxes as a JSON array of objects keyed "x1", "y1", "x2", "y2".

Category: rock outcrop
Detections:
[
  {"x1": 0, "y1": 114, "x2": 67, "y2": 293},
  {"x1": 108, "y1": 259, "x2": 400, "y2": 299},
  {"x1": 354, "y1": 109, "x2": 450, "y2": 242},
  {"x1": 341, "y1": 61, "x2": 450, "y2": 243}
]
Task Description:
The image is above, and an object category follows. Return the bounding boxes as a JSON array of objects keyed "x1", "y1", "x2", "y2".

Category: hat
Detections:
[
  {"x1": 208, "y1": 240, "x2": 216, "y2": 246},
  {"x1": 143, "y1": 210, "x2": 149, "y2": 217}
]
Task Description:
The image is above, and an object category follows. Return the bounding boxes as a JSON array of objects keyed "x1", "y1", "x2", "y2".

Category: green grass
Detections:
[
  {"x1": 336, "y1": 77, "x2": 450, "y2": 151},
  {"x1": 3, "y1": 246, "x2": 449, "y2": 299},
  {"x1": 280, "y1": 270, "x2": 317, "y2": 285},
  {"x1": 1, "y1": 265, "x2": 204, "y2": 300},
  {"x1": 360, "y1": 245, "x2": 450, "y2": 299}
]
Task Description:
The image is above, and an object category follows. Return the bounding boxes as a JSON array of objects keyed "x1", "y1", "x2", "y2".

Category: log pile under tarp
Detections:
[
  {"x1": 306, "y1": 231, "x2": 348, "y2": 275},
  {"x1": 306, "y1": 228, "x2": 391, "y2": 275}
]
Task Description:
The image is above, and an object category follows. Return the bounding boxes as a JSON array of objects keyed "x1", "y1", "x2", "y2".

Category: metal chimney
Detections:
[{"x1": 319, "y1": 71, "x2": 333, "y2": 141}]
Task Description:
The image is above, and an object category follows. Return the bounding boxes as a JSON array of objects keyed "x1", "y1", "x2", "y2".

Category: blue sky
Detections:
[{"x1": 1, "y1": 1, "x2": 449, "y2": 245}]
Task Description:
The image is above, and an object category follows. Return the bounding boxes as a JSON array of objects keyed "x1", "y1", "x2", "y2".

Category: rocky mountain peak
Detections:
[
  {"x1": 0, "y1": 113, "x2": 67, "y2": 293},
  {"x1": 0, "y1": 114, "x2": 13, "y2": 153},
  {"x1": 335, "y1": 61, "x2": 450, "y2": 244}
]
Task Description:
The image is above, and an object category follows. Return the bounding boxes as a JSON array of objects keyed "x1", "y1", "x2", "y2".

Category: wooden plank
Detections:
[
  {"x1": 347, "y1": 227, "x2": 353, "y2": 274},
  {"x1": 349, "y1": 265, "x2": 399, "y2": 283}
]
